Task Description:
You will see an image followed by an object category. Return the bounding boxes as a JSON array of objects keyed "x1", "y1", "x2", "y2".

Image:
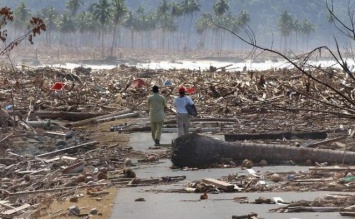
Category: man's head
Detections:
[
  {"x1": 152, "y1": 85, "x2": 159, "y2": 93},
  {"x1": 178, "y1": 87, "x2": 185, "y2": 95}
]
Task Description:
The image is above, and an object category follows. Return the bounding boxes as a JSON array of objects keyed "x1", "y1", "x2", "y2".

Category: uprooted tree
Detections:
[
  {"x1": 213, "y1": 0, "x2": 355, "y2": 118},
  {"x1": 0, "y1": 7, "x2": 46, "y2": 128}
]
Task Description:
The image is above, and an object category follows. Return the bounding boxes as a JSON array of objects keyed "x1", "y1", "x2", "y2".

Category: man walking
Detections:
[{"x1": 147, "y1": 85, "x2": 166, "y2": 146}]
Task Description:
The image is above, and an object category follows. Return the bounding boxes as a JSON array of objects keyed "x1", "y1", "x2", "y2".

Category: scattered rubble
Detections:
[{"x1": 1, "y1": 64, "x2": 355, "y2": 218}]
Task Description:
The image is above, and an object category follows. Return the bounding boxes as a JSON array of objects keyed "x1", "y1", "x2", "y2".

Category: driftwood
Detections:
[
  {"x1": 309, "y1": 167, "x2": 355, "y2": 171},
  {"x1": 36, "y1": 141, "x2": 99, "y2": 157},
  {"x1": 0, "y1": 133, "x2": 13, "y2": 144},
  {"x1": 70, "y1": 109, "x2": 133, "y2": 127},
  {"x1": 164, "y1": 118, "x2": 239, "y2": 124},
  {"x1": 32, "y1": 111, "x2": 107, "y2": 121},
  {"x1": 201, "y1": 178, "x2": 234, "y2": 192},
  {"x1": 96, "y1": 112, "x2": 139, "y2": 123},
  {"x1": 171, "y1": 134, "x2": 355, "y2": 168},
  {"x1": 304, "y1": 136, "x2": 347, "y2": 148},
  {"x1": 1, "y1": 203, "x2": 31, "y2": 215},
  {"x1": 8, "y1": 183, "x2": 108, "y2": 196},
  {"x1": 232, "y1": 213, "x2": 258, "y2": 219},
  {"x1": 128, "y1": 126, "x2": 220, "y2": 133}
]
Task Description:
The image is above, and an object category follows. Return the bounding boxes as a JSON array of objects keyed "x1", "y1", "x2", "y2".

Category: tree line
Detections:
[{"x1": 5, "y1": 0, "x2": 346, "y2": 58}]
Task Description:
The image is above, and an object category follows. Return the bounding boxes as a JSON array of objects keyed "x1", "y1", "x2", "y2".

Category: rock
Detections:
[
  {"x1": 99, "y1": 167, "x2": 108, "y2": 174},
  {"x1": 130, "y1": 178, "x2": 141, "y2": 184},
  {"x1": 23, "y1": 174, "x2": 31, "y2": 182},
  {"x1": 90, "y1": 208, "x2": 98, "y2": 215},
  {"x1": 56, "y1": 140, "x2": 68, "y2": 148},
  {"x1": 124, "y1": 158, "x2": 133, "y2": 166},
  {"x1": 271, "y1": 173, "x2": 282, "y2": 182},
  {"x1": 86, "y1": 181, "x2": 95, "y2": 185},
  {"x1": 305, "y1": 159, "x2": 313, "y2": 166},
  {"x1": 200, "y1": 192, "x2": 208, "y2": 200},
  {"x1": 147, "y1": 155, "x2": 157, "y2": 162},
  {"x1": 69, "y1": 196, "x2": 78, "y2": 202},
  {"x1": 68, "y1": 206, "x2": 80, "y2": 216},
  {"x1": 259, "y1": 159, "x2": 268, "y2": 166},
  {"x1": 97, "y1": 172, "x2": 107, "y2": 180},
  {"x1": 85, "y1": 176, "x2": 94, "y2": 183},
  {"x1": 135, "y1": 198, "x2": 145, "y2": 202},
  {"x1": 76, "y1": 174, "x2": 86, "y2": 183},
  {"x1": 123, "y1": 169, "x2": 136, "y2": 178},
  {"x1": 241, "y1": 159, "x2": 253, "y2": 169},
  {"x1": 195, "y1": 184, "x2": 207, "y2": 193},
  {"x1": 65, "y1": 130, "x2": 76, "y2": 140}
]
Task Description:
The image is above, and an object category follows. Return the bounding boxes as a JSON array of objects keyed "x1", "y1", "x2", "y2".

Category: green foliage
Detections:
[{"x1": 213, "y1": 0, "x2": 229, "y2": 16}]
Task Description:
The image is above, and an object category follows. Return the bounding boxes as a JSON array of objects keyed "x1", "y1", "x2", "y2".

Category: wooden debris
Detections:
[
  {"x1": 232, "y1": 213, "x2": 258, "y2": 219},
  {"x1": 1, "y1": 204, "x2": 31, "y2": 215},
  {"x1": 202, "y1": 178, "x2": 235, "y2": 192},
  {"x1": 36, "y1": 141, "x2": 99, "y2": 157}
]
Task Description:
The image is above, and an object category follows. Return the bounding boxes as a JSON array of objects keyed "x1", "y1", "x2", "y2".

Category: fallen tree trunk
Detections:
[
  {"x1": 70, "y1": 109, "x2": 133, "y2": 127},
  {"x1": 32, "y1": 111, "x2": 107, "y2": 121},
  {"x1": 171, "y1": 134, "x2": 355, "y2": 168},
  {"x1": 224, "y1": 131, "x2": 327, "y2": 141}
]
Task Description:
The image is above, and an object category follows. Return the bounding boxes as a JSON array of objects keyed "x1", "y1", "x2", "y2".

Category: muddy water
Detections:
[{"x1": 110, "y1": 133, "x2": 352, "y2": 219}]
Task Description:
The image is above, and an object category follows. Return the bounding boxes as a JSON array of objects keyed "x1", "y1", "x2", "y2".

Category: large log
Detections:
[
  {"x1": 32, "y1": 111, "x2": 107, "y2": 121},
  {"x1": 70, "y1": 109, "x2": 133, "y2": 127},
  {"x1": 224, "y1": 131, "x2": 327, "y2": 141},
  {"x1": 171, "y1": 134, "x2": 355, "y2": 168}
]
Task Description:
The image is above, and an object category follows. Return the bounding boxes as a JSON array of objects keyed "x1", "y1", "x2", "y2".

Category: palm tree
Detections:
[
  {"x1": 41, "y1": 6, "x2": 58, "y2": 48},
  {"x1": 292, "y1": 18, "x2": 302, "y2": 52},
  {"x1": 195, "y1": 13, "x2": 211, "y2": 49},
  {"x1": 14, "y1": 2, "x2": 31, "y2": 34},
  {"x1": 171, "y1": 2, "x2": 184, "y2": 50},
  {"x1": 77, "y1": 11, "x2": 98, "y2": 47},
  {"x1": 90, "y1": 0, "x2": 113, "y2": 57},
  {"x1": 278, "y1": 11, "x2": 294, "y2": 53},
  {"x1": 56, "y1": 13, "x2": 76, "y2": 47},
  {"x1": 213, "y1": 0, "x2": 229, "y2": 17},
  {"x1": 123, "y1": 10, "x2": 136, "y2": 48},
  {"x1": 237, "y1": 10, "x2": 250, "y2": 28},
  {"x1": 182, "y1": 0, "x2": 200, "y2": 49},
  {"x1": 110, "y1": 0, "x2": 127, "y2": 56},
  {"x1": 157, "y1": 0, "x2": 171, "y2": 50},
  {"x1": 66, "y1": 0, "x2": 83, "y2": 17},
  {"x1": 301, "y1": 19, "x2": 315, "y2": 51},
  {"x1": 142, "y1": 12, "x2": 157, "y2": 49}
]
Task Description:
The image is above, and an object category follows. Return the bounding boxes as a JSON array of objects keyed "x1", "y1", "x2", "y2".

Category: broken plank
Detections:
[
  {"x1": 273, "y1": 197, "x2": 288, "y2": 205},
  {"x1": 45, "y1": 131, "x2": 66, "y2": 136},
  {"x1": 8, "y1": 183, "x2": 108, "y2": 196},
  {"x1": 304, "y1": 136, "x2": 347, "y2": 148},
  {"x1": 36, "y1": 141, "x2": 99, "y2": 157},
  {"x1": 2, "y1": 203, "x2": 31, "y2": 215},
  {"x1": 246, "y1": 169, "x2": 260, "y2": 178},
  {"x1": 0, "y1": 201, "x2": 14, "y2": 209},
  {"x1": 202, "y1": 178, "x2": 234, "y2": 192},
  {"x1": 340, "y1": 212, "x2": 355, "y2": 216},
  {"x1": 0, "y1": 132, "x2": 14, "y2": 144},
  {"x1": 232, "y1": 213, "x2": 258, "y2": 219},
  {"x1": 289, "y1": 177, "x2": 334, "y2": 183},
  {"x1": 309, "y1": 167, "x2": 355, "y2": 171},
  {"x1": 287, "y1": 206, "x2": 343, "y2": 212}
]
